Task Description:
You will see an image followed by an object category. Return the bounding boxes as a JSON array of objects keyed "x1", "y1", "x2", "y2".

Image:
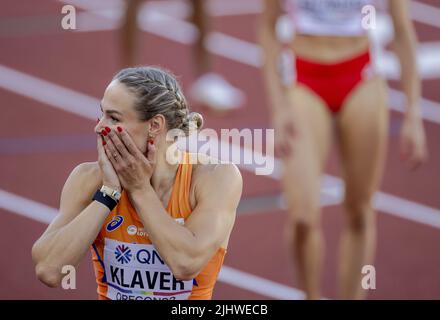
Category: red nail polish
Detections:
[
  {"x1": 105, "y1": 127, "x2": 111, "y2": 133},
  {"x1": 101, "y1": 129, "x2": 107, "y2": 136},
  {"x1": 117, "y1": 126, "x2": 123, "y2": 133},
  {"x1": 102, "y1": 140, "x2": 106, "y2": 146}
]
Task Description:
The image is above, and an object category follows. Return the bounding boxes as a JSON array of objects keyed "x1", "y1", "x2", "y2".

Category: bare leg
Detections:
[
  {"x1": 190, "y1": 0, "x2": 210, "y2": 76},
  {"x1": 121, "y1": 0, "x2": 143, "y2": 67},
  {"x1": 282, "y1": 85, "x2": 333, "y2": 299},
  {"x1": 336, "y1": 76, "x2": 389, "y2": 299}
]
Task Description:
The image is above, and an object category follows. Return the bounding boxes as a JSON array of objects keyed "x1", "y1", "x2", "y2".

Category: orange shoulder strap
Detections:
[{"x1": 167, "y1": 152, "x2": 193, "y2": 218}]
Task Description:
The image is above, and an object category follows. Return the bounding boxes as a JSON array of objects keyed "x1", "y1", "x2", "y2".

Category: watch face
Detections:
[
  {"x1": 100, "y1": 186, "x2": 120, "y2": 200},
  {"x1": 112, "y1": 191, "x2": 121, "y2": 200}
]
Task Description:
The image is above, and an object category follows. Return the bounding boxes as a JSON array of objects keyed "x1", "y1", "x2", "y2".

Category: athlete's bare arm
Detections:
[
  {"x1": 259, "y1": 0, "x2": 296, "y2": 157},
  {"x1": 259, "y1": 0, "x2": 285, "y2": 114},
  {"x1": 121, "y1": 0, "x2": 144, "y2": 67},
  {"x1": 31, "y1": 162, "x2": 105, "y2": 287},
  {"x1": 389, "y1": 0, "x2": 420, "y2": 115},
  {"x1": 190, "y1": 0, "x2": 210, "y2": 76},
  {"x1": 72, "y1": 127, "x2": 242, "y2": 282},
  {"x1": 32, "y1": 136, "x2": 118, "y2": 287},
  {"x1": 130, "y1": 162, "x2": 242, "y2": 280},
  {"x1": 389, "y1": 0, "x2": 428, "y2": 168}
]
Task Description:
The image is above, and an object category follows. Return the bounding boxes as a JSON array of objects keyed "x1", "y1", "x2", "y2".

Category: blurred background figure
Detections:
[
  {"x1": 121, "y1": 0, "x2": 246, "y2": 113},
  {"x1": 259, "y1": 0, "x2": 428, "y2": 299}
]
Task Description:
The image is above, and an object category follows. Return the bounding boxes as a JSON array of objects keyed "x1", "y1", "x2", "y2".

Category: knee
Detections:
[
  {"x1": 286, "y1": 215, "x2": 320, "y2": 246},
  {"x1": 283, "y1": 192, "x2": 321, "y2": 245},
  {"x1": 285, "y1": 192, "x2": 320, "y2": 219},
  {"x1": 343, "y1": 197, "x2": 375, "y2": 232}
]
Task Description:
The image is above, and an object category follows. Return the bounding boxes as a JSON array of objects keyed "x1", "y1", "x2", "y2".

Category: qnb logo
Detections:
[
  {"x1": 115, "y1": 245, "x2": 132, "y2": 265},
  {"x1": 106, "y1": 215, "x2": 124, "y2": 232}
]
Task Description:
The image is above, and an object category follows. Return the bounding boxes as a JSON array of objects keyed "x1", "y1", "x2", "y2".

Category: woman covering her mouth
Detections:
[{"x1": 32, "y1": 66, "x2": 243, "y2": 300}]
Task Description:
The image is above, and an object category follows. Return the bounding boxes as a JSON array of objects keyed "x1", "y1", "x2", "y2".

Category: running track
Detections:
[{"x1": 1, "y1": 0, "x2": 439, "y2": 299}]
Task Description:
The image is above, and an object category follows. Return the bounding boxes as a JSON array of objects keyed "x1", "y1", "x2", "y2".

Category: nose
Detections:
[{"x1": 95, "y1": 118, "x2": 104, "y2": 134}]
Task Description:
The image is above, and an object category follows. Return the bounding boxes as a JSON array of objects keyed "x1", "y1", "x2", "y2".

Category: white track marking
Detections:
[
  {"x1": 219, "y1": 266, "x2": 305, "y2": 300},
  {"x1": 0, "y1": 190, "x2": 57, "y2": 224},
  {"x1": 389, "y1": 89, "x2": 440, "y2": 124},
  {"x1": 0, "y1": 65, "x2": 100, "y2": 120},
  {"x1": 1, "y1": 64, "x2": 440, "y2": 230},
  {"x1": 410, "y1": 0, "x2": 440, "y2": 29},
  {"x1": 207, "y1": 0, "x2": 263, "y2": 16}
]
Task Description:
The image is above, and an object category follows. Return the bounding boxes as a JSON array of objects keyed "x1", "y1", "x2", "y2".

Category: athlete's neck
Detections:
[{"x1": 150, "y1": 143, "x2": 181, "y2": 194}]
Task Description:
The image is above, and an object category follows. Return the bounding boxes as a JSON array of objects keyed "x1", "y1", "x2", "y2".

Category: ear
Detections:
[{"x1": 148, "y1": 114, "x2": 167, "y2": 136}]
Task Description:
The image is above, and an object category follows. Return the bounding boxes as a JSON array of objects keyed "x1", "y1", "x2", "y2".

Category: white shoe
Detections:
[{"x1": 190, "y1": 73, "x2": 246, "y2": 112}]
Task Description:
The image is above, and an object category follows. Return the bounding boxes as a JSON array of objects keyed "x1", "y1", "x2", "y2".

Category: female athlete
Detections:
[
  {"x1": 260, "y1": 0, "x2": 427, "y2": 299},
  {"x1": 32, "y1": 66, "x2": 242, "y2": 300}
]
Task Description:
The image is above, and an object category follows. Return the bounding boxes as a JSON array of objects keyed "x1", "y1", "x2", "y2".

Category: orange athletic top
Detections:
[{"x1": 90, "y1": 152, "x2": 226, "y2": 300}]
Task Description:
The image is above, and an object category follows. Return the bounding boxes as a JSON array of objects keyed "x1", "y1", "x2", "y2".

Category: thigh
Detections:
[
  {"x1": 336, "y1": 76, "x2": 389, "y2": 203},
  {"x1": 282, "y1": 84, "x2": 333, "y2": 222}
]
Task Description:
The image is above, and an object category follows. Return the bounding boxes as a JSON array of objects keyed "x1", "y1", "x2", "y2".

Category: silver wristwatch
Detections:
[{"x1": 100, "y1": 185, "x2": 122, "y2": 201}]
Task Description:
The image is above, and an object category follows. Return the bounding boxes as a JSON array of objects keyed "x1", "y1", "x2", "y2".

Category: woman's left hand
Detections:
[
  {"x1": 103, "y1": 127, "x2": 156, "y2": 193},
  {"x1": 400, "y1": 110, "x2": 428, "y2": 170}
]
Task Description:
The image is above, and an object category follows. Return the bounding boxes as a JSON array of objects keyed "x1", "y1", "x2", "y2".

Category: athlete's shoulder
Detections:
[
  {"x1": 64, "y1": 161, "x2": 102, "y2": 192},
  {"x1": 71, "y1": 161, "x2": 101, "y2": 179},
  {"x1": 189, "y1": 153, "x2": 242, "y2": 189}
]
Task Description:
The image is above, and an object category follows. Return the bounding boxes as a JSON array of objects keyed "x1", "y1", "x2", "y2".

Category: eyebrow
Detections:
[{"x1": 100, "y1": 103, "x2": 123, "y2": 116}]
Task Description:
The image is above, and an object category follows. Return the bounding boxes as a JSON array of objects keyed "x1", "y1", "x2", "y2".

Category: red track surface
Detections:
[{"x1": 1, "y1": 0, "x2": 439, "y2": 299}]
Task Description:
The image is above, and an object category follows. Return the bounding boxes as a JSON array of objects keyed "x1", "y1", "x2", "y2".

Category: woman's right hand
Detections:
[{"x1": 97, "y1": 135, "x2": 121, "y2": 192}]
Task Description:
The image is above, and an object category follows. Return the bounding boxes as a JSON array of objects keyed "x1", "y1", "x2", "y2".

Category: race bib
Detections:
[{"x1": 103, "y1": 238, "x2": 193, "y2": 300}]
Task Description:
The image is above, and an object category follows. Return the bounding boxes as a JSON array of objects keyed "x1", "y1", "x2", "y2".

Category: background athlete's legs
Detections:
[
  {"x1": 120, "y1": 0, "x2": 204, "y2": 69},
  {"x1": 120, "y1": 0, "x2": 244, "y2": 110},
  {"x1": 336, "y1": 76, "x2": 389, "y2": 299},
  {"x1": 190, "y1": 0, "x2": 210, "y2": 77},
  {"x1": 189, "y1": 0, "x2": 245, "y2": 111},
  {"x1": 121, "y1": 0, "x2": 144, "y2": 67},
  {"x1": 282, "y1": 85, "x2": 333, "y2": 299}
]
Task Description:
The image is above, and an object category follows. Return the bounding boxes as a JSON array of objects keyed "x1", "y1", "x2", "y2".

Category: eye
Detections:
[{"x1": 110, "y1": 116, "x2": 119, "y2": 123}]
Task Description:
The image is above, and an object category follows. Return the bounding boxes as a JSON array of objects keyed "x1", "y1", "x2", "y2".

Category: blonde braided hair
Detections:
[{"x1": 113, "y1": 66, "x2": 203, "y2": 136}]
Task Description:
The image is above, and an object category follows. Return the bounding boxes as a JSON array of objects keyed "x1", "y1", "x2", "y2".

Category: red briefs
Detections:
[{"x1": 294, "y1": 50, "x2": 373, "y2": 114}]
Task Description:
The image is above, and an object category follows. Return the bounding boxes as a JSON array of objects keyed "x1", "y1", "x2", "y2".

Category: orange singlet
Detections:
[{"x1": 90, "y1": 152, "x2": 226, "y2": 300}]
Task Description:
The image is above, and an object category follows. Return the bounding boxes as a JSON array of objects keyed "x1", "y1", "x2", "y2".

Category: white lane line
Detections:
[
  {"x1": 389, "y1": 89, "x2": 440, "y2": 124},
  {"x1": 0, "y1": 190, "x2": 57, "y2": 224},
  {"x1": 1, "y1": 64, "x2": 440, "y2": 230},
  {"x1": 219, "y1": 266, "x2": 305, "y2": 300},
  {"x1": 0, "y1": 65, "x2": 100, "y2": 120},
  {"x1": 410, "y1": 0, "x2": 440, "y2": 29},
  {"x1": 374, "y1": 193, "x2": 440, "y2": 229},
  {"x1": 207, "y1": 0, "x2": 263, "y2": 17},
  {"x1": 206, "y1": 32, "x2": 262, "y2": 68},
  {"x1": 320, "y1": 184, "x2": 440, "y2": 229},
  {"x1": 63, "y1": 0, "x2": 440, "y2": 125},
  {"x1": 0, "y1": 188, "x2": 307, "y2": 300}
]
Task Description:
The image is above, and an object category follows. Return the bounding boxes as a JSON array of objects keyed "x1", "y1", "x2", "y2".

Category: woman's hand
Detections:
[
  {"x1": 103, "y1": 127, "x2": 156, "y2": 193},
  {"x1": 272, "y1": 106, "x2": 297, "y2": 159},
  {"x1": 400, "y1": 110, "x2": 428, "y2": 170},
  {"x1": 97, "y1": 135, "x2": 121, "y2": 192}
]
